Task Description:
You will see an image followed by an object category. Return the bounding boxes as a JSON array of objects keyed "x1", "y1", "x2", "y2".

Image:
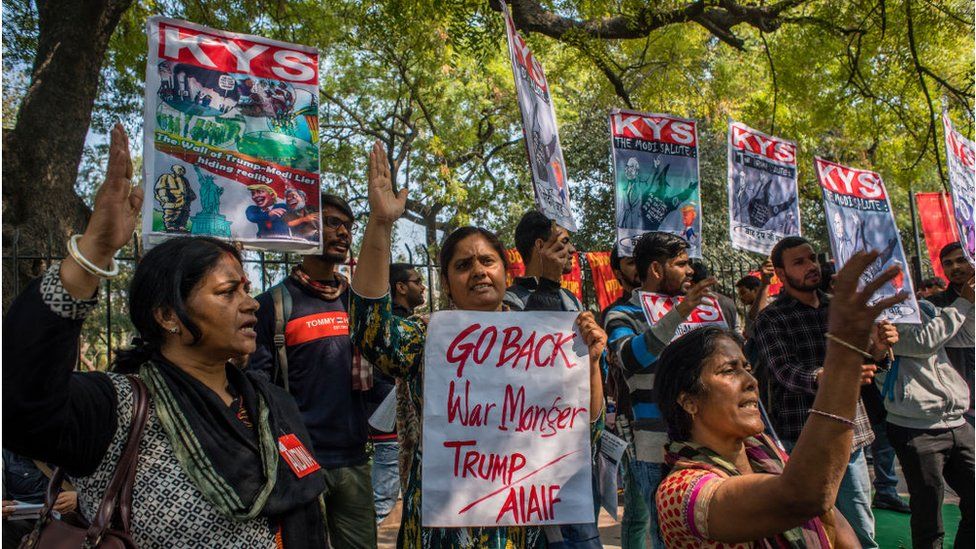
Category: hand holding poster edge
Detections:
[{"x1": 420, "y1": 310, "x2": 595, "y2": 527}]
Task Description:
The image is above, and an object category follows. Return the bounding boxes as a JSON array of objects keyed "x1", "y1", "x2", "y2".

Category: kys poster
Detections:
[
  {"x1": 142, "y1": 17, "x2": 322, "y2": 252},
  {"x1": 815, "y1": 158, "x2": 920, "y2": 323},
  {"x1": 727, "y1": 121, "x2": 801, "y2": 254},
  {"x1": 610, "y1": 110, "x2": 702, "y2": 257},
  {"x1": 942, "y1": 110, "x2": 976, "y2": 264},
  {"x1": 499, "y1": 1, "x2": 577, "y2": 232}
]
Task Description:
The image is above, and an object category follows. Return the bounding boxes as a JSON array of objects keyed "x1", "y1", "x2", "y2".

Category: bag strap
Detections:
[
  {"x1": 271, "y1": 283, "x2": 292, "y2": 392},
  {"x1": 36, "y1": 375, "x2": 149, "y2": 544}
]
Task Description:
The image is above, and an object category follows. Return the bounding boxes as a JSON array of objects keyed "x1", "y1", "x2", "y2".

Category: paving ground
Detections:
[{"x1": 377, "y1": 461, "x2": 964, "y2": 548}]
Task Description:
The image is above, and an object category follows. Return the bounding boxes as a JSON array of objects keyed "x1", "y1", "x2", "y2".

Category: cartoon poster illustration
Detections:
[
  {"x1": 727, "y1": 121, "x2": 801, "y2": 254},
  {"x1": 422, "y1": 311, "x2": 594, "y2": 526},
  {"x1": 142, "y1": 17, "x2": 321, "y2": 252},
  {"x1": 942, "y1": 110, "x2": 976, "y2": 264},
  {"x1": 499, "y1": 1, "x2": 577, "y2": 232},
  {"x1": 815, "y1": 158, "x2": 920, "y2": 323},
  {"x1": 609, "y1": 110, "x2": 702, "y2": 257}
]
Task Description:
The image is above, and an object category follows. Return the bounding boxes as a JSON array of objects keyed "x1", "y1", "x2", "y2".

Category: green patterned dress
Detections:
[{"x1": 351, "y1": 293, "x2": 602, "y2": 549}]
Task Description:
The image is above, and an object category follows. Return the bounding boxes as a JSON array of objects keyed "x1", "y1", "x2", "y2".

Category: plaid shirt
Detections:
[{"x1": 753, "y1": 291, "x2": 874, "y2": 449}]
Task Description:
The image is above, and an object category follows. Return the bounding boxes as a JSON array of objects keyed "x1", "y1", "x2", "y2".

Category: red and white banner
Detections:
[
  {"x1": 499, "y1": 1, "x2": 576, "y2": 231},
  {"x1": 915, "y1": 192, "x2": 960, "y2": 282},
  {"x1": 422, "y1": 311, "x2": 593, "y2": 526},
  {"x1": 942, "y1": 110, "x2": 975, "y2": 264},
  {"x1": 727, "y1": 121, "x2": 800, "y2": 254},
  {"x1": 815, "y1": 158, "x2": 919, "y2": 323},
  {"x1": 505, "y1": 249, "x2": 584, "y2": 301},
  {"x1": 638, "y1": 293, "x2": 728, "y2": 337},
  {"x1": 585, "y1": 251, "x2": 623, "y2": 311},
  {"x1": 143, "y1": 17, "x2": 321, "y2": 252}
]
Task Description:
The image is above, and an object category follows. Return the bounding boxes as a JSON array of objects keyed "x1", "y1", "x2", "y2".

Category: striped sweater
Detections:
[{"x1": 602, "y1": 290, "x2": 738, "y2": 463}]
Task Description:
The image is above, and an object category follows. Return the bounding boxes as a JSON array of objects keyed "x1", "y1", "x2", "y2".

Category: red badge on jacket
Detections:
[{"x1": 277, "y1": 434, "x2": 321, "y2": 478}]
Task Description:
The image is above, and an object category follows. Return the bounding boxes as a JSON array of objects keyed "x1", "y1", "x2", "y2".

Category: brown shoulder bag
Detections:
[{"x1": 20, "y1": 375, "x2": 150, "y2": 549}]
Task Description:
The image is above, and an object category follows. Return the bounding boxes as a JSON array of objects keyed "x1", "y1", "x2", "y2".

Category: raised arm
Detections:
[
  {"x1": 351, "y1": 141, "x2": 407, "y2": 299},
  {"x1": 748, "y1": 260, "x2": 775, "y2": 325},
  {"x1": 704, "y1": 252, "x2": 908, "y2": 543},
  {"x1": 2, "y1": 124, "x2": 144, "y2": 475}
]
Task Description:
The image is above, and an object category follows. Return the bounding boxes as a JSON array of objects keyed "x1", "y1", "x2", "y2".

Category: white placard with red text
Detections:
[
  {"x1": 942, "y1": 110, "x2": 976, "y2": 264},
  {"x1": 815, "y1": 158, "x2": 920, "y2": 323},
  {"x1": 727, "y1": 121, "x2": 801, "y2": 254},
  {"x1": 422, "y1": 311, "x2": 594, "y2": 527},
  {"x1": 638, "y1": 292, "x2": 728, "y2": 336},
  {"x1": 499, "y1": 1, "x2": 577, "y2": 231},
  {"x1": 143, "y1": 17, "x2": 322, "y2": 252}
]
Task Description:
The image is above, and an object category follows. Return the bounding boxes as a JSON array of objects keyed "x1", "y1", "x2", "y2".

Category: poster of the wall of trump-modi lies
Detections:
[
  {"x1": 727, "y1": 121, "x2": 801, "y2": 255},
  {"x1": 142, "y1": 17, "x2": 322, "y2": 252},
  {"x1": 610, "y1": 110, "x2": 702, "y2": 258},
  {"x1": 815, "y1": 158, "x2": 920, "y2": 323},
  {"x1": 942, "y1": 110, "x2": 976, "y2": 264},
  {"x1": 421, "y1": 311, "x2": 594, "y2": 527},
  {"x1": 499, "y1": 0, "x2": 577, "y2": 232}
]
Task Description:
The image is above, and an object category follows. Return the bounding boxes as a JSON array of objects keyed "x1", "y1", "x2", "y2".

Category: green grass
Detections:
[{"x1": 874, "y1": 503, "x2": 961, "y2": 548}]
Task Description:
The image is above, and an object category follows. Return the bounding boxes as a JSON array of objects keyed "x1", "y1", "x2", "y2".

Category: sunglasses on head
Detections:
[{"x1": 323, "y1": 215, "x2": 355, "y2": 232}]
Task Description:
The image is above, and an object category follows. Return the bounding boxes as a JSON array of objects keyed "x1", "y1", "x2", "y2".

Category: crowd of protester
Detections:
[{"x1": 2, "y1": 130, "x2": 973, "y2": 548}]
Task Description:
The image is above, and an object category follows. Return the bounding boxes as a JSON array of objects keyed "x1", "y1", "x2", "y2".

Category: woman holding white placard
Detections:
[{"x1": 350, "y1": 141, "x2": 606, "y2": 548}]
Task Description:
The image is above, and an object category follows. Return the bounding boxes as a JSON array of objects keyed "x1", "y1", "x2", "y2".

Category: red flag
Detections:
[
  {"x1": 745, "y1": 271, "x2": 783, "y2": 297},
  {"x1": 915, "y1": 192, "x2": 960, "y2": 283},
  {"x1": 504, "y1": 249, "x2": 582, "y2": 301},
  {"x1": 585, "y1": 251, "x2": 623, "y2": 311}
]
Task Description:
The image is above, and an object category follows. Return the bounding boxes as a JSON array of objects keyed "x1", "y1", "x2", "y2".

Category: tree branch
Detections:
[{"x1": 905, "y1": 0, "x2": 947, "y2": 190}]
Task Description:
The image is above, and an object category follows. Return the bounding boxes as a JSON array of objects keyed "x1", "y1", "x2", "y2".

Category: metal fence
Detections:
[{"x1": 2, "y1": 232, "x2": 755, "y2": 367}]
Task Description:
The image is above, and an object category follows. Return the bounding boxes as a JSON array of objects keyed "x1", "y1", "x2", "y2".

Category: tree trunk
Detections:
[{"x1": 2, "y1": 0, "x2": 134, "y2": 310}]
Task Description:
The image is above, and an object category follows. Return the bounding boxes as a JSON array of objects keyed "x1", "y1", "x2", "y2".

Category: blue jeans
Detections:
[
  {"x1": 870, "y1": 421, "x2": 900, "y2": 499},
  {"x1": 621, "y1": 453, "x2": 651, "y2": 549},
  {"x1": 836, "y1": 448, "x2": 878, "y2": 548},
  {"x1": 632, "y1": 460, "x2": 666, "y2": 548},
  {"x1": 370, "y1": 441, "x2": 400, "y2": 523}
]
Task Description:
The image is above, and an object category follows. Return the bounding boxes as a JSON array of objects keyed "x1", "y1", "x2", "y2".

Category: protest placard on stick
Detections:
[
  {"x1": 421, "y1": 311, "x2": 594, "y2": 527},
  {"x1": 142, "y1": 17, "x2": 322, "y2": 252},
  {"x1": 942, "y1": 110, "x2": 976, "y2": 265},
  {"x1": 815, "y1": 157, "x2": 920, "y2": 323},
  {"x1": 610, "y1": 110, "x2": 702, "y2": 257},
  {"x1": 499, "y1": 1, "x2": 577, "y2": 232},
  {"x1": 727, "y1": 121, "x2": 801, "y2": 254}
]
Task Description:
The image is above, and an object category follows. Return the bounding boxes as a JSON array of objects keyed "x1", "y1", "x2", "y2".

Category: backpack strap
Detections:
[{"x1": 271, "y1": 283, "x2": 293, "y2": 392}]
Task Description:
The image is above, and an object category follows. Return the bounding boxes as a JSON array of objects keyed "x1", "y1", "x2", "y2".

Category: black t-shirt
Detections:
[{"x1": 250, "y1": 278, "x2": 367, "y2": 468}]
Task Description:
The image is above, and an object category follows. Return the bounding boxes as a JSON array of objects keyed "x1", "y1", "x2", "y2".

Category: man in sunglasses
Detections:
[{"x1": 250, "y1": 193, "x2": 378, "y2": 547}]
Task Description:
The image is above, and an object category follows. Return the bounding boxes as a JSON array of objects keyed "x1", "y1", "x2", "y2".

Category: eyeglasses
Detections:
[
  {"x1": 323, "y1": 215, "x2": 356, "y2": 233},
  {"x1": 406, "y1": 277, "x2": 424, "y2": 286}
]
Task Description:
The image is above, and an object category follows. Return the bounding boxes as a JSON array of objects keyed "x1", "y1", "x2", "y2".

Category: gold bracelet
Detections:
[{"x1": 825, "y1": 332, "x2": 873, "y2": 360}]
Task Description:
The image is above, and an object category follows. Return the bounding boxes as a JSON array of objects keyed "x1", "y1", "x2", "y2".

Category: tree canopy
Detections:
[{"x1": 3, "y1": 0, "x2": 973, "y2": 273}]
